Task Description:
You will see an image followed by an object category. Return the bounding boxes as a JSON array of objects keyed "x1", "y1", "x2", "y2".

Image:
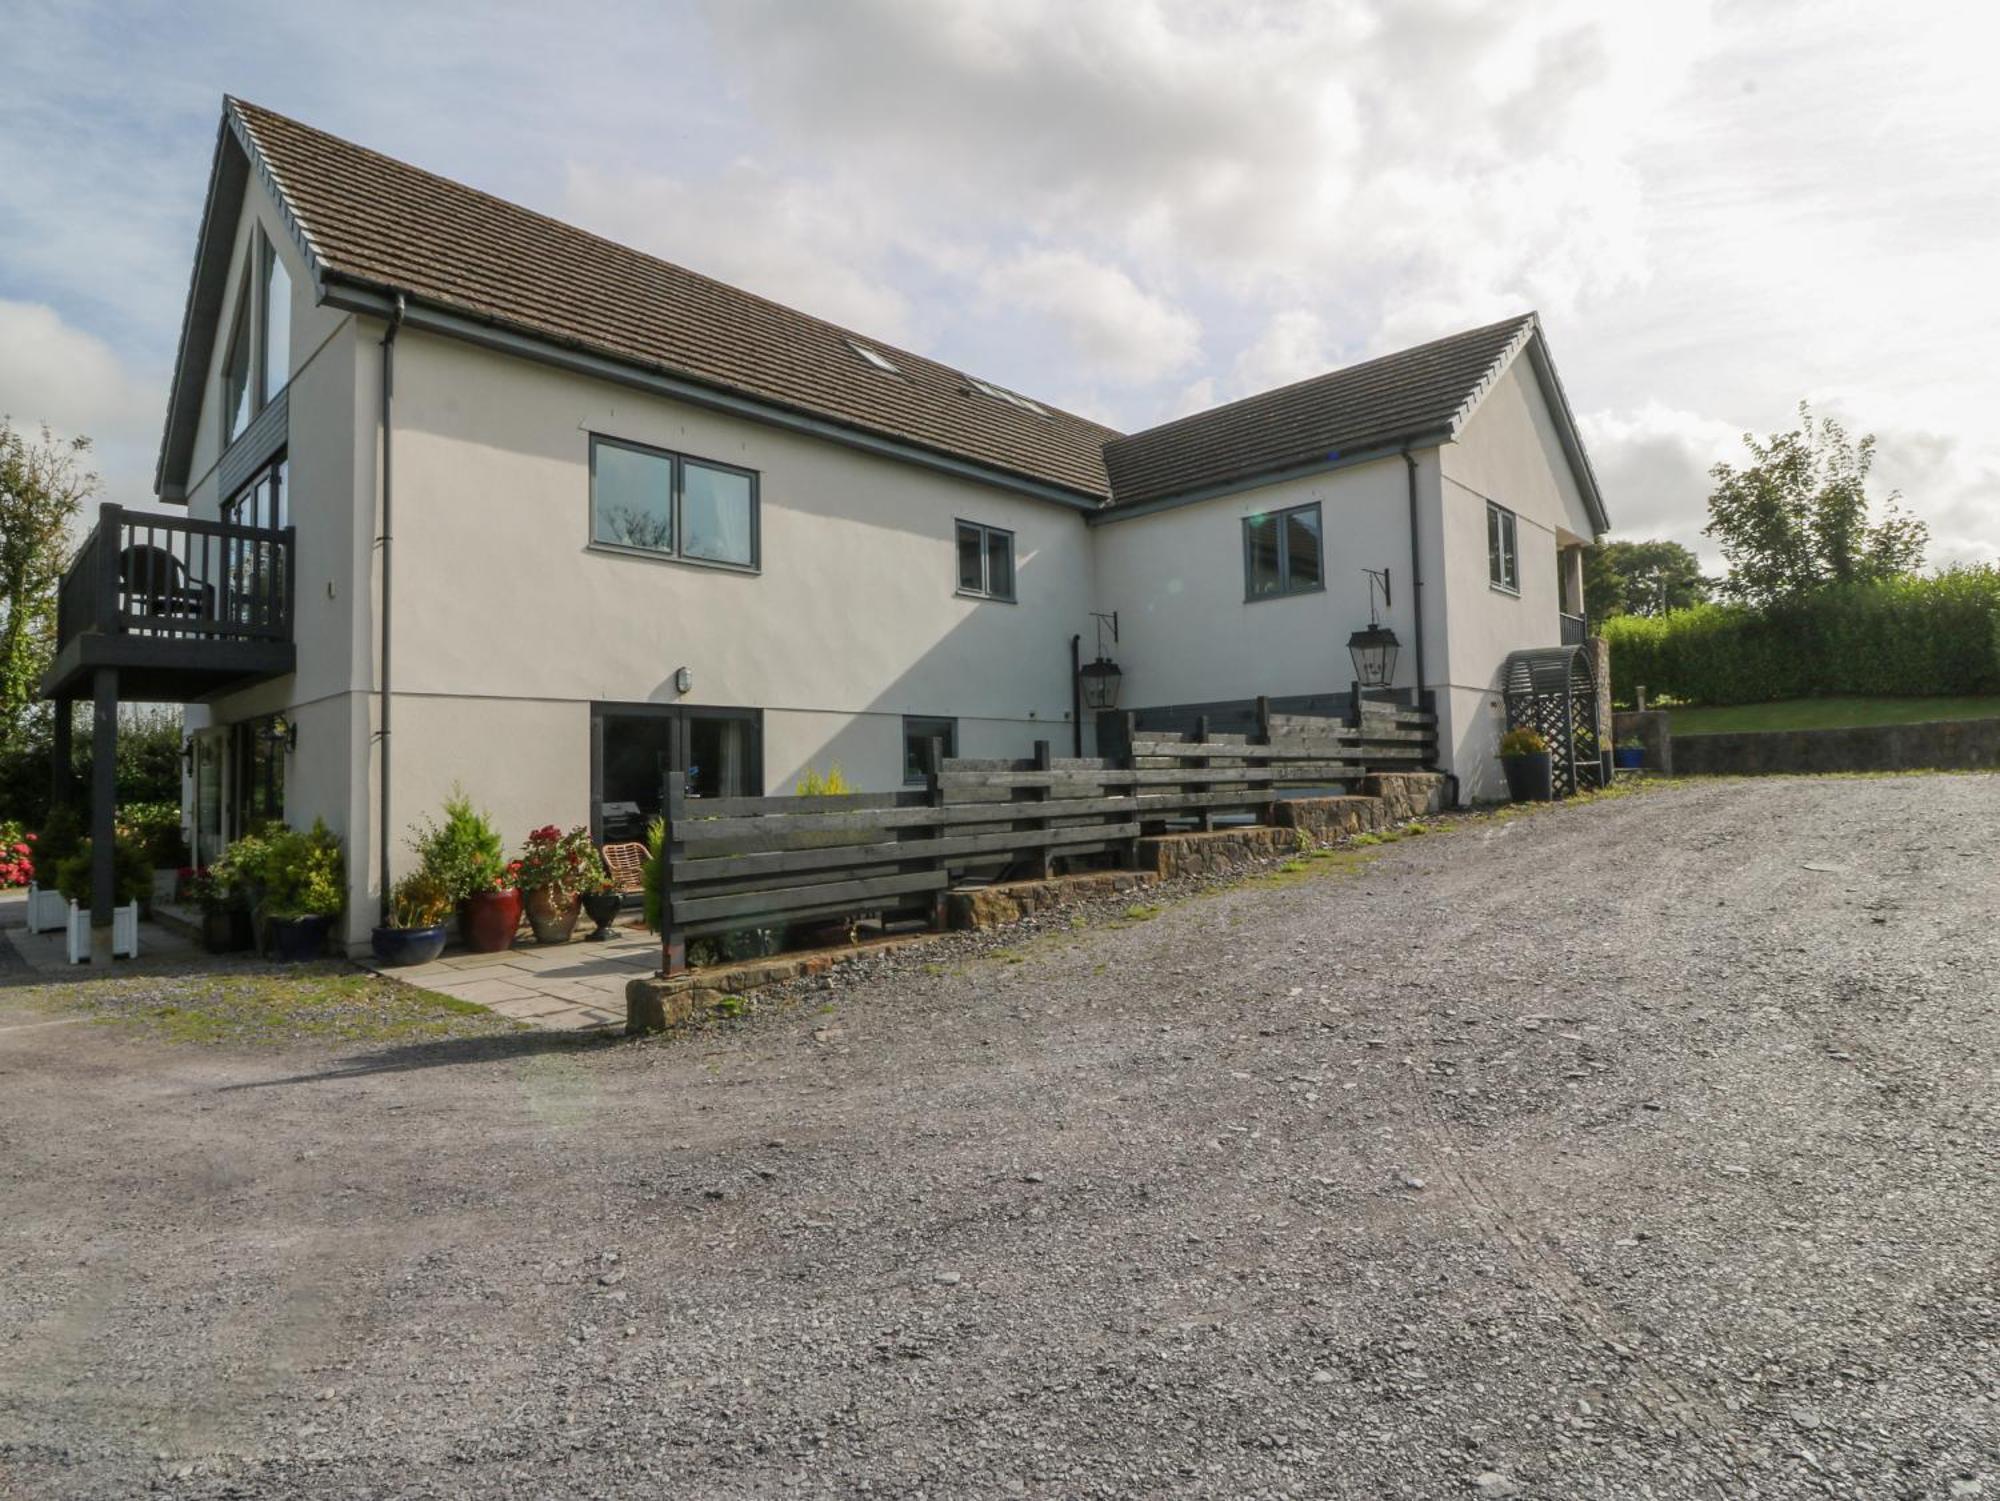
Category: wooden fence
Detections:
[{"x1": 654, "y1": 699, "x2": 1436, "y2": 971}]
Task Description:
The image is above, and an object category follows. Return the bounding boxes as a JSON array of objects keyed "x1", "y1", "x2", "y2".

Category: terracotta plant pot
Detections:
[
  {"x1": 458, "y1": 888, "x2": 523, "y2": 953},
  {"x1": 523, "y1": 886, "x2": 582, "y2": 945}
]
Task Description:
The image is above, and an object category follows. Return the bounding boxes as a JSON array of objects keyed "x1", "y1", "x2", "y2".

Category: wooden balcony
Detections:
[{"x1": 42, "y1": 502, "x2": 296, "y2": 703}]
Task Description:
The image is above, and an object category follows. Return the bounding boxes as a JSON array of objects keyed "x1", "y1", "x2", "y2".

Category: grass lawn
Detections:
[
  {"x1": 1667, "y1": 695, "x2": 2000, "y2": 736},
  {"x1": 23, "y1": 966, "x2": 523, "y2": 1047}
]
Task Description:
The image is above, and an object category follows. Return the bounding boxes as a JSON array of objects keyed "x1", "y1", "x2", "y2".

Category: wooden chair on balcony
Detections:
[{"x1": 116, "y1": 544, "x2": 215, "y2": 622}]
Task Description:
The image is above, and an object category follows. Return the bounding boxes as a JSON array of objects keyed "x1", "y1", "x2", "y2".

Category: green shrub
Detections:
[
  {"x1": 262, "y1": 820, "x2": 344, "y2": 919},
  {"x1": 389, "y1": 870, "x2": 454, "y2": 929},
  {"x1": 54, "y1": 835, "x2": 151, "y2": 906},
  {"x1": 411, "y1": 789, "x2": 506, "y2": 900},
  {"x1": 36, "y1": 803, "x2": 83, "y2": 870},
  {"x1": 119, "y1": 801, "x2": 189, "y2": 868},
  {"x1": 794, "y1": 763, "x2": 851, "y2": 796},
  {"x1": 1498, "y1": 728, "x2": 1548, "y2": 757},
  {"x1": 641, "y1": 815, "x2": 666, "y2": 933},
  {"x1": 1604, "y1": 567, "x2": 2000, "y2": 706}
]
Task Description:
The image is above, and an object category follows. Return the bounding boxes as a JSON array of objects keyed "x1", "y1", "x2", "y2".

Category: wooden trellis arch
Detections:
[{"x1": 1501, "y1": 646, "x2": 1604, "y2": 798}]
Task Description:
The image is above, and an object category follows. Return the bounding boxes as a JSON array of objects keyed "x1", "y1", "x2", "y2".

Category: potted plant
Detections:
[
  {"x1": 413, "y1": 790, "x2": 518, "y2": 952},
  {"x1": 54, "y1": 834, "x2": 150, "y2": 962},
  {"x1": 212, "y1": 826, "x2": 280, "y2": 955},
  {"x1": 1498, "y1": 727, "x2": 1554, "y2": 803},
  {"x1": 185, "y1": 866, "x2": 248, "y2": 952},
  {"x1": 516, "y1": 824, "x2": 604, "y2": 944},
  {"x1": 1614, "y1": 735, "x2": 1646, "y2": 771},
  {"x1": 372, "y1": 869, "x2": 454, "y2": 967},
  {"x1": 581, "y1": 868, "x2": 624, "y2": 943},
  {"x1": 0, "y1": 823, "x2": 36, "y2": 903},
  {"x1": 261, "y1": 821, "x2": 344, "y2": 963},
  {"x1": 25, "y1": 804, "x2": 80, "y2": 933}
]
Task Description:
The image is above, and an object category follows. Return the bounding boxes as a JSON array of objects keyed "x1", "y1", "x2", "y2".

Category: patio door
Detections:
[{"x1": 590, "y1": 703, "x2": 762, "y2": 843}]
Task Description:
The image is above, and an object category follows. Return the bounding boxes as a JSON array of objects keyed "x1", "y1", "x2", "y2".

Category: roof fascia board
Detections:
[
  {"x1": 222, "y1": 102, "x2": 328, "y2": 304},
  {"x1": 1090, "y1": 435, "x2": 1450, "y2": 525},
  {"x1": 1445, "y1": 316, "x2": 1610, "y2": 536},
  {"x1": 319, "y1": 279, "x2": 1105, "y2": 514},
  {"x1": 154, "y1": 116, "x2": 243, "y2": 500}
]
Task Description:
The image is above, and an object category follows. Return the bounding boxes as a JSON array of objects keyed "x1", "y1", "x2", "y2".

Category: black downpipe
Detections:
[
  {"x1": 377, "y1": 294, "x2": 405, "y2": 923},
  {"x1": 1402, "y1": 448, "x2": 1427, "y2": 706},
  {"x1": 1069, "y1": 634, "x2": 1083, "y2": 756}
]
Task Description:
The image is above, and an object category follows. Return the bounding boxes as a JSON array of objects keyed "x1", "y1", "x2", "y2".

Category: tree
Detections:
[
  {"x1": 1583, "y1": 539, "x2": 1711, "y2": 620},
  {"x1": 0, "y1": 421, "x2": 93, "y2": 751},
  {"x1": 1703, "y1": 403, "x2": 1927, "y2": 607}
]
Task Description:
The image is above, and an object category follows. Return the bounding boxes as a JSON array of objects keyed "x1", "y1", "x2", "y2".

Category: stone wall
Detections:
[
  {"x1": 946, "y1": 869, "x2": 1159, "y2": 929},
  {"x1": 1611, "y1": 710, "x2": 1673, "y2": 775},
  {"x1": 1671, "y1": 717, "x2": 2000, "y2": 776},
  {"x1": 1356, "y1": 772, "x2": 1448, "y2": 822},
  {"x1": 1133, "y1": 826, "x2": 1299, "y2": 879}
]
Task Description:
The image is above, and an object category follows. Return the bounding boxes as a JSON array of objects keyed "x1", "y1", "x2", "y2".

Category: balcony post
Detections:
[
  {"x1": 90, "y1": 667, "x2": 118, "y2": 948},
  {"x1": 50, "y1": 699, "x2": 74, "y2": 810},
  {"x1": 95, "y1": 502, "x2": 123, "y2": 634}
]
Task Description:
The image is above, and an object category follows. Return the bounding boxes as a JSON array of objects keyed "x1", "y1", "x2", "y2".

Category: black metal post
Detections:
[
  {"x1": 1069, "y1": 633, "x2": 1083, "y2": 757},
  {"x1": 90, "y1": 668, "x2": 118, "y2": 930}
]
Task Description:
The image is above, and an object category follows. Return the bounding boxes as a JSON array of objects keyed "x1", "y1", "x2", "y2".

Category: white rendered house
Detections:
[{"x1": 42, "y1": 99, "x2": 1608, "y2": 952}]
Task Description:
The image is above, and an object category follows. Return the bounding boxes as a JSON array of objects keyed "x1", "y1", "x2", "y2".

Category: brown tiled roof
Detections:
[
  {"x1": 1104, "y1": 315, "x2": 1537, "y2": 508},
  {"x1": 230, "y1": 99, "x2": 1122, "y2": 501}
]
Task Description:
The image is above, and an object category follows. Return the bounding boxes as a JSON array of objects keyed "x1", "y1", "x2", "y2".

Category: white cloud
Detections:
[
  {"x1": 0, "y1": 300, "x2": 161, "y2": 507},
  {"x1": 978, "y1": 251, "x2": 1198, "y2": 383}
]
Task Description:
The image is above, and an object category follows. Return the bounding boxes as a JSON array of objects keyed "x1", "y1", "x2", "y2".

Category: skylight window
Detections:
[
  {"x1": 963, "y1": 375, "x2": 1047, "y2": 416},
  {"x1": 847, "y1": 339, "x2": 900, "y2": 374}
]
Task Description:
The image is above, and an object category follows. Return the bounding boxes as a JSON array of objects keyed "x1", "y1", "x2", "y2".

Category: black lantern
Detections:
[
  {"x1": 1078, "y1": 610, "x2": 1123, "y2": 711},
  {"x1": 1346, "y1": 568, "x2": 1401, "y2": 688}
]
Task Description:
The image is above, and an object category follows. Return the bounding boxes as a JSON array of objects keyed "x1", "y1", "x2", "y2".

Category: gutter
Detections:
[{"x1": 377, "y1": 293, "x2": 405, "y2": 924}]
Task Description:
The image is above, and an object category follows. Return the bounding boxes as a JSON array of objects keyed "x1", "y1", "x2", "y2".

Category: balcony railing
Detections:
[
  {"x1": 56, "y1": 502, "x2": 295, "y2": 654},
  {"x1": 1559, "y1": 611, "x2": 1588, "y2": 647}
]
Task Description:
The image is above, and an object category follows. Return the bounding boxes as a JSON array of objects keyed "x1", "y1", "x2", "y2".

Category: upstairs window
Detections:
[
  {"x1": 221, "y1": 272, "x2": 253, "y2": 445},
  {"x1": 261, "y1": 233, "x2": 292, "y2": 402},
  {"x1": 955, "y1": 520, "x2": 1015, "y2": 601},
  {"x1": 1244, "y1": 502, "x2": 1323, "y2": 599},
  {"x1": 219, "y1": 227, "x2": 293, "y2": 448},
  {"x1": 590, "y1": 436, "x2": 759, "y2": 569},
  {"x1": 1487, "y1": 502, "x2": 1520, "y2": 593}
]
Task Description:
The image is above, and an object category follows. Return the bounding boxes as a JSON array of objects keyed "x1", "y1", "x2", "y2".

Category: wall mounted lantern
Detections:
[
  {"x1": 180, "y1": 738, "x2": 197, "y2": 774},
  {"x1": 262, "y1": 715, "x2": 299, "y2": 753},
  {"x1": 1078, "y1": 611, "x2": 1123, "y2": 711},
  {"x1": 1346, "y1": 568, "x2": 1401, "y2": 688}
]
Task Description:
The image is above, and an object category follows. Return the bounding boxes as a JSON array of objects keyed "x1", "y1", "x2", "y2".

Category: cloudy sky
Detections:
[{"x1": 3, "y1": 0, "x2": 1996, "y2": 570}]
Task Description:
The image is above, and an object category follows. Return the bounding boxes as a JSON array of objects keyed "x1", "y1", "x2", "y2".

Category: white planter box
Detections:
[
  {"x1": 25, "y1": 883, "x2": 69, "y2": 934},
  {"x1": 65, "y1": 899, "x2": 139, "y2": 964}
]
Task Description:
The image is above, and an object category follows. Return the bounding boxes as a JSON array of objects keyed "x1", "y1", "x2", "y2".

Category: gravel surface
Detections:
[{"x1": 1, "y1": 775, "x2": 1994, "y2": 1500}]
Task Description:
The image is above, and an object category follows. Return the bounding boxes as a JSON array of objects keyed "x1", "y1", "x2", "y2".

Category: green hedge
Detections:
[{"x1": 1602, "y1": 568, "x2": 2000, "y2": 707}]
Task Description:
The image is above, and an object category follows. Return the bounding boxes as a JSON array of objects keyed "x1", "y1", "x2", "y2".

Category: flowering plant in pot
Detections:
[
  {"x1": 516, "y1": 824, "x2": 604, "y2": 944},
  {"x1": 1497, "y1": 727, "x2": 1554, "y2": 803},
  {"x1": 0, "y1": 822, "x2": 33, "y2": 890},
  {"x1": 581, "y1": 866, "x2": 623, "y2": 943},
  {"x1": 413, "y1": 790, "x2": 518, "y2": 952},
  {"x1": 1614, "y1": 735, "x2": 1646, "y2": 771},
  {"x1": 260, "y1": 821, "x2": 344, "y2": 963},
  {"x1": 372, "y1": 869, "x2": 455, "y2": 967}
]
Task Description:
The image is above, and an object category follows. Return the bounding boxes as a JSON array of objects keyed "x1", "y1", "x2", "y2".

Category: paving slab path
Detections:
[{"x1": 0, "y1": 776, "x2": 1994, "y2": 1500}]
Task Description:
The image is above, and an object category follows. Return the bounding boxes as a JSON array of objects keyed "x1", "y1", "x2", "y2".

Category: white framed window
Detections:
[
  {"x1": 1243, "y1": 502, "x2": 1324, "y2": 600},
  {"x1": 1487, "y1": 502, "x2": 1520, "y2": 594},
  {"x1": 955, "y1": 520, "x2": 1015, "y2": 601},
  {"x1": 590, "y1": 435, "x2": 760, "y2": 570}
]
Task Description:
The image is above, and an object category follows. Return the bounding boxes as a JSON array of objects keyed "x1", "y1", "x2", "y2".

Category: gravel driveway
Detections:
[{"x1": 2, "y1": 776, "x2": 1995, "y2": 1500}]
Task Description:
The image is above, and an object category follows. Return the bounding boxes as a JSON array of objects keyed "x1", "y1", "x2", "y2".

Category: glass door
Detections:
[{"x1": 591, "y1": 704, "x2": 763, "y2": 842}]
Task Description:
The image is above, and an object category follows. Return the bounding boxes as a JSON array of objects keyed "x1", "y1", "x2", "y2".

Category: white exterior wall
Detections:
[
  {"x1": 1434, "y1": 358, "x2": 1602, "y2": 801},
  {"x1": 1089, "y1": 452, "x2": 1430, "y2": 711}
]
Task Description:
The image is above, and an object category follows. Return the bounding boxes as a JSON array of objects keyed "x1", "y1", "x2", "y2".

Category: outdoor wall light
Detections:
[
  {"x1": 1078, "y1": 611, "x2": 1123, "y2": 711},
  {"x1": 675, "y1": 665, "x2": 693, "y2": 694},
  {"x1": 262, "y1": 716, "x2": 299, "y2": 753},
  {"x1": 1346, "y1": 568, "x2": 1401, "y2": 688},
  {"x1": 180, "y1": 738, "x2": 197, "y2": 774}
]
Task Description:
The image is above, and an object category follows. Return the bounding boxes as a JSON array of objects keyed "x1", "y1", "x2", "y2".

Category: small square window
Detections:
[
  {"x1": 1243, "y1": 502, "x2": 1323, "y2": 600},
  {"x1": 681, "y1": 459, "x2": 756, "y2": 567},
  {"x1": 1487, "y1": 502, "x2": 1520, "y2": 593},
  {"x1": 592, "y1": 439, "x2": 675, "y2": 553},
  {"x1": 955, "y1": 520, "x2": 1015, "y2": 601},
  {"x1": 903, "y1": 716, "x2": 958, "y2": 783}
]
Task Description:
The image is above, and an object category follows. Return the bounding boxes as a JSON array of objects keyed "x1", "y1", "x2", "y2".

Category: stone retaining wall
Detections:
[
  {"x1": 1672, "y1": 717, "x2": 2000, "y2": 776},
  {"x1": 627, "y1": 935, "x2": 930, "y2": 1034},
  {"x1": 945, "y1": 869, "x2": 1159, "y2": 929},
  {"x1": 1133, "y1": 826, "x2": 1300, "y2": 879}
]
